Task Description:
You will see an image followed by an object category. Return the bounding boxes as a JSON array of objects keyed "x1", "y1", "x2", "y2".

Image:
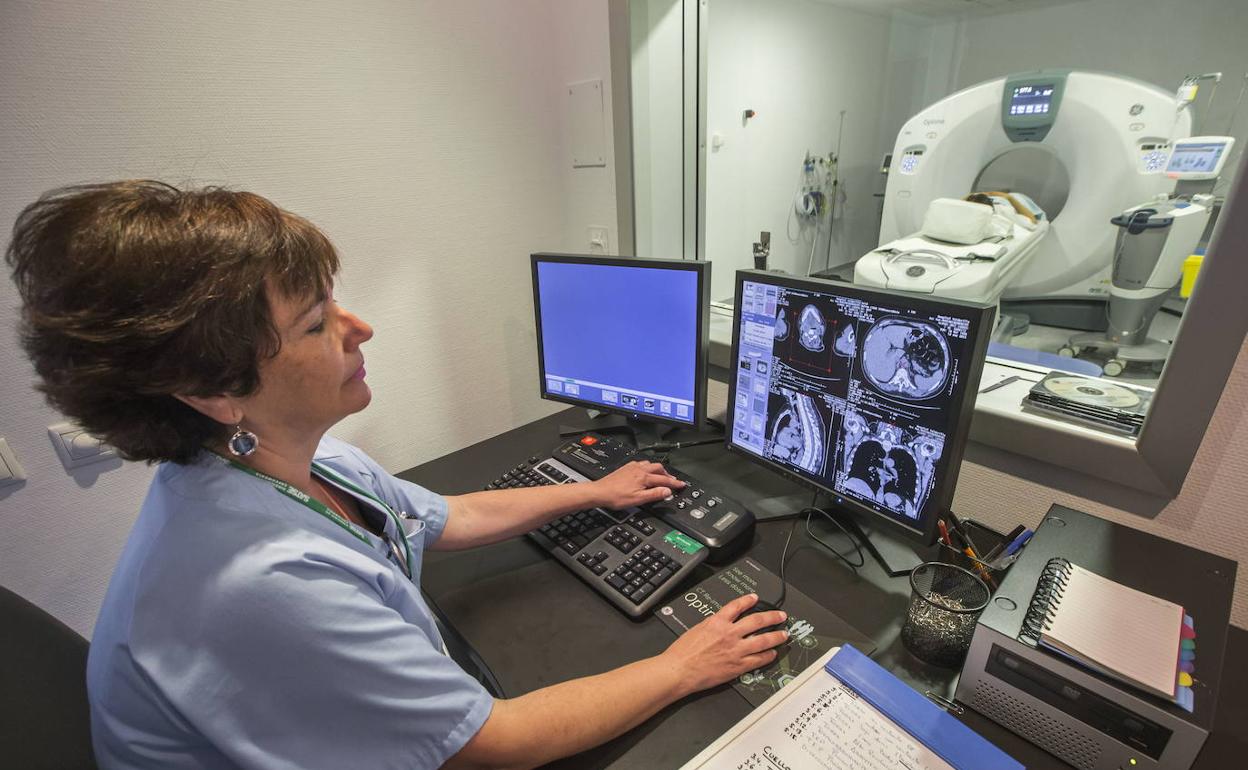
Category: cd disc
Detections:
[{"x1": 1042, "y1": 376, "x2": 1141, "y2": 409}]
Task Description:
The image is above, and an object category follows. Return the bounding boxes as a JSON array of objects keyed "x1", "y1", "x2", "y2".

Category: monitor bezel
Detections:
[
  {"x1": 530, "y1": 252, "x2": 710, "y2": 431},
  {"x1": 724, "y1": 269, "x2": 995, "y2": 546}
]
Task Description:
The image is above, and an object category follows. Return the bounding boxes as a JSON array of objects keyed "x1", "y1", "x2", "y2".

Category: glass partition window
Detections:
[{"x1": 633, "y1": 0, "x2": 1248, "y2": 451}]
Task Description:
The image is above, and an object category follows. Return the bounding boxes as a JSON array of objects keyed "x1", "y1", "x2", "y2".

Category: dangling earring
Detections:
[{"x1": 227, "y1": 425, "x2": 259, "y2": 457}]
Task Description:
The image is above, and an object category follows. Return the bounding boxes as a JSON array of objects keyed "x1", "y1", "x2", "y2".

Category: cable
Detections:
[
  {"x1": 772, "y1": 515, "x2": 800, "y2": 608},
  {"x1": 802, "y1": 504, "x2": 866, "y2": 570},
  {"x1": 766, "y1": 493, "x2": 864, "y2": 610},
  {"x1": 637, "y1": 435, "x2": 725, "y2": 459}
]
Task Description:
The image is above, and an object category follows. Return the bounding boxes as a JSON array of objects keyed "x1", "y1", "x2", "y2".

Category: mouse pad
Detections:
[{"x1": 654, "y1": 556, "x2": 877, "y2": 707}]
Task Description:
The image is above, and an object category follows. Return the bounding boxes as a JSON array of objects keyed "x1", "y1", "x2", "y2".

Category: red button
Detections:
[{"x1": 579, "y1": 435, "x2": 599, "y2": 446}]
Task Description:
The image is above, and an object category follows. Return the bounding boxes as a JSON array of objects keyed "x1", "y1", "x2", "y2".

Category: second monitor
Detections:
[
  {"x1": 726, "y1": 270, "x2": 994, "y2": 547},
  {"x1": 531, "y1": 253, "x2": 710, "y2": 440}
]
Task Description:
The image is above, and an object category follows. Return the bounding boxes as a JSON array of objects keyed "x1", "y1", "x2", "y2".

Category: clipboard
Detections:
[{"x1": 682, "y1": 645, "x2": 1023, "y2": 770}]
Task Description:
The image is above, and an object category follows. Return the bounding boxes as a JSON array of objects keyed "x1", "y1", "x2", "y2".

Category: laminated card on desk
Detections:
[
  {"x1": 655, "y1": 557, "x2": 876, "y2": 707},
  {"x1": 682, "y1": 645, "x2": 1023, "y2": 770}
]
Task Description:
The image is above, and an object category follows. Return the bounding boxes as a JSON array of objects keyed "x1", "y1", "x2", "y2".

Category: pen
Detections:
[
  {"x1": 991, "y1": 529, "x2": 1034, "y2": 568},
  {"x1": 983, "y1": 525, "x2": 1026, "y2": 564},
  {"x1": 937, "y1": 520, "x2": 955, "y2": 549},
  {"x1": 963, "y1": 545, "x2": 998, "y2": 589},
  {"x1": 946, "y1": 511, "x2": 978, "y2": 557},
  {"x1": 1002, "y1": 528, "x2": 1034, "y2": 557}
]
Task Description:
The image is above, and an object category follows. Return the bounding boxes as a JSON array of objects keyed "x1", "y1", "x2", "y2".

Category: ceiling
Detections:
[{"x1": 808, "y1": 0, "x2": 1089, "y2": 20}]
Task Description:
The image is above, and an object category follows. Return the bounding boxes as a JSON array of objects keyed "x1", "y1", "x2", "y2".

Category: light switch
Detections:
[
  {"x1": 0, "y1": 437, "x2": 27, "y2": 487},
  {"x1": 48, "y1": 421, "x2": 117, "y2": 469}
]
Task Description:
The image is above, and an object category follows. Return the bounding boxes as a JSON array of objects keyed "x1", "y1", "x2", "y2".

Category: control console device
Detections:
[{"x1": 485, "y1": 433, "x2": 755, "y2": 619}]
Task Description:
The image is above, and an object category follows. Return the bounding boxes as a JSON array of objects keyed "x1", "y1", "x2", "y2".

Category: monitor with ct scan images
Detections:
[{"x1": 725, "y1": 270, "x2": 994, "y2": 546}]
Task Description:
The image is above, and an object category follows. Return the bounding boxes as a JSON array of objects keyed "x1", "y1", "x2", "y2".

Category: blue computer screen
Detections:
[{"x1": 536, "y1": 260, "x2": 699, "y2": 424}]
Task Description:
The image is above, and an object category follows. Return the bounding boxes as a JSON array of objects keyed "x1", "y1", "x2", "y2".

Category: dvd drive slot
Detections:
[{"x1": 986, "y1": 644, "x2": 1171, "y2": 759}]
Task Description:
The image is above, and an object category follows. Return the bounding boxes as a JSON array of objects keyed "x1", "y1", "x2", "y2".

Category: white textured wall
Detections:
[
  {"x1": 703, "y1": 0, "x2": 892, "y2": 303},
  {"x1": 0, "y1": 0, "x2": 614, "y2": 637}
]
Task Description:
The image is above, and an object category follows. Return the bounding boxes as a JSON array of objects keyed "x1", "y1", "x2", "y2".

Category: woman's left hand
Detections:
[{"x1": 591, "y1": 461, "x2": 686, "y2": 510}]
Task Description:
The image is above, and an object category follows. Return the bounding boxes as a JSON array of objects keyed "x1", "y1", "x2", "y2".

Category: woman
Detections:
[{"x1": 6, "y1": 181, "x2": 788, "y2": 769}]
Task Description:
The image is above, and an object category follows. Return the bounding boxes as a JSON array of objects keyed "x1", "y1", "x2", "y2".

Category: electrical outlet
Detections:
[
  {"x1": 0, "y1": 437, "x2": 26, "y2": 487},
  {"x1": 587, "y1": 225, "x2": 610, "y2": 254},
  {"x1": 48, "y1": 421, "x2": 117, "y2": 470}
]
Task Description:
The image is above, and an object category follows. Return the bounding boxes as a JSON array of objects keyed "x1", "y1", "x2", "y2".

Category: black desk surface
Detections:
[{"x1": 399, "y1": 409, "x2": 1247, "y2": 769}]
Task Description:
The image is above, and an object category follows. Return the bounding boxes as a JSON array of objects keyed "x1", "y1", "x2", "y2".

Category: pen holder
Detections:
[
  {"x1": 936, "y1": 519, "x2": 1012, "y2": 593},
  {"x1": 901, "y1": 562, "x2": 990, "y2": 668}
]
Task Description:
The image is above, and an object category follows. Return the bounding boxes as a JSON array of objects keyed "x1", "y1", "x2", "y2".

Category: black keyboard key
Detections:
[
  {"x1": 558, "y1": 540, "x2": 579, "y2": 555},
  {"x1": 607, "y1": 574, "x2": 627, "y2": 590},
  {"x1": 653, "y1": 567, "x2": 675, "y2": 585},
  {"x1": 632, "y1": 583, "x2": 655, "y2": 603},
  {"x1": 591, "y1": 563, "x2": 607, "y2": 576}
]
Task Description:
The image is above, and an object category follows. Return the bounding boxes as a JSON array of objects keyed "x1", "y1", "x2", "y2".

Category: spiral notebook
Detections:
[{"x1": 1022, "y1": 558, "x2": 1184, "y2": 701}]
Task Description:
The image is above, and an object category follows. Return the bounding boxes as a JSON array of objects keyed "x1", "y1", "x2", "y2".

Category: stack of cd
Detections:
[{"x1": 1025, "y1": 373, "x2": 1153, "y2": 436}]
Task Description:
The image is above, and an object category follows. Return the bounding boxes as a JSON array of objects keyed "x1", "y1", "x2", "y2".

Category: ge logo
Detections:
[
  {"x1": 906, "y1": 266, "x2": 926, "y2": 277},
  {"x1": 660, "y1": 606, "x2": 674, "y2": 615},
  {"x1": 789, "y1": 619, "x2": 815, "y2": 642},
  {"x1": 1129, "y1": 103, "x2": 1144, "y2": 116}
]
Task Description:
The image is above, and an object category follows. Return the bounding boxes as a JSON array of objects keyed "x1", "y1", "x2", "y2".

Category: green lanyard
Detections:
[{"x1": 216, "y1": 454, "x2": 415, "y2": 580}]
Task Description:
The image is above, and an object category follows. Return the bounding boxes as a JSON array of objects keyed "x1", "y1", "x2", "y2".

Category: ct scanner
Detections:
[{"x1": 855, "y1": 70, "x2": 1193, "y2": 322}]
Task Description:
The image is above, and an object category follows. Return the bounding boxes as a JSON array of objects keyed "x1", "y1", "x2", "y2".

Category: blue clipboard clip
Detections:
[{"x1": 826, "y1": 645, "x2": 1024, "y2": 770}]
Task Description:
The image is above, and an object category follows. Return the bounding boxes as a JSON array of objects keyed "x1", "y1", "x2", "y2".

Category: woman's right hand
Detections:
[{"x1": 659, "y1": 593, "x2": 789, "y2": 697}]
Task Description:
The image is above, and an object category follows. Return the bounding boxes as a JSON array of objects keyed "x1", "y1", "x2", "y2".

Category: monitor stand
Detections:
[{"x1": 557, "y1": 411, "x2": 678, "y2": 449}]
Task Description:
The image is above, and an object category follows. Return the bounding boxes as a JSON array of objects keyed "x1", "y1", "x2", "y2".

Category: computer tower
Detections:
[{"x1": 955, "y1": 505, "x2": 1235, "y2": 770}]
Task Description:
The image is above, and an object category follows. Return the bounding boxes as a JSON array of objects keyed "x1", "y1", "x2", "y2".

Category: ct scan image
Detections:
[
  {"x1": 837, "y1": 410, "x2": 944, "y2": 520},
  {"x1": 833, "y1": 324, "x2": 856, "y2": 357},
  {"x1": 861, "y1": 317, "x2": 951, "y2": 400},
  {"x1": 765, "y1": 388, "x2": 830, "y2": 476}
]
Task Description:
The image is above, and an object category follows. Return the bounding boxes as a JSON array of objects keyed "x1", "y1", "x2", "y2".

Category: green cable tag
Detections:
[{"x1": 664, "y1": 530, "x2": 705, "y2": 554}]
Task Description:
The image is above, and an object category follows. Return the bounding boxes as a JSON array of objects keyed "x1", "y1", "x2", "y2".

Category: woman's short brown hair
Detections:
[{"x1": 6, "y1": 180, "x2": 339, "y2": 464}]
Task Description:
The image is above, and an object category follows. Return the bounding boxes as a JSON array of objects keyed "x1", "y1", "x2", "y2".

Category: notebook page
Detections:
[
  {"x1": 1043, "y1": 564, "x2": 1182, "y2": 696},
  {"x1": 690, "y1": 673, "x2": 953, "y2": 770}
]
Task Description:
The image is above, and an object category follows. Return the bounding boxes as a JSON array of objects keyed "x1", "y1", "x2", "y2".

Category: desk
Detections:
[{"x1": 400, "y1": 409, "x2": 1247, "y2": 769}]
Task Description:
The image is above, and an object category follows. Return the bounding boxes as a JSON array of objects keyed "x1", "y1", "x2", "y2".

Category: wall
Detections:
[
  {"x1": 703, "y1": 0, "x2": 892, "y2": 304},
  {"x1": 0, "y1": 0, "x2": 615, "y2": 637},
  {"x1": 552, "y1": 1, "x2": 621, "y2": 256},
  {"x1": 630, "y1": 0, "x2": 686, "y2": 258}
]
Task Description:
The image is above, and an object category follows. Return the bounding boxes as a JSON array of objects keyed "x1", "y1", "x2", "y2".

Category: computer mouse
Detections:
[{"x1": 741, "y1": 598, "x2": 789, "y2": 638}]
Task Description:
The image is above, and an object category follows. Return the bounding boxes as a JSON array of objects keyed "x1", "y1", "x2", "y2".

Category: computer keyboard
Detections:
[
  {"x1": 487, "y1": 455, "x2": 708, "y2": 618},
  {"x1": 485, "y1": 433, "x2": 755, "y2": 619}
]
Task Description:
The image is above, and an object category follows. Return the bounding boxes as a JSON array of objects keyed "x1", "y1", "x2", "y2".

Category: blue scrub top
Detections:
[{"x1": 87, "y1": 436, "x2": 493, "y2": 769}]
